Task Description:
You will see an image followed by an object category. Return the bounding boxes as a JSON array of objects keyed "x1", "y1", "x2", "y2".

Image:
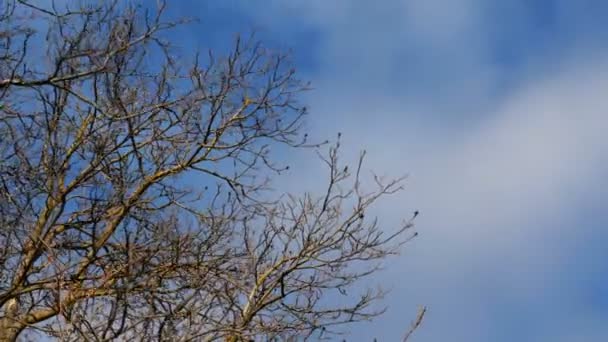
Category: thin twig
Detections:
[{"x1": 403, "y1": 305, "x2": 427, "y2": 342}]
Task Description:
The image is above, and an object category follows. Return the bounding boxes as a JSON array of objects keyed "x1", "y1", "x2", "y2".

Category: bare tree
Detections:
[{"x1": 0, "y1": 1, "x2": 418, "y2": 341}]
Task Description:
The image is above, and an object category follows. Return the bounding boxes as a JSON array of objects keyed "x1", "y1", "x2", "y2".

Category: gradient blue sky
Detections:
[{"x1": 165, "y1": 1, "x2": 608, "y2": 341}]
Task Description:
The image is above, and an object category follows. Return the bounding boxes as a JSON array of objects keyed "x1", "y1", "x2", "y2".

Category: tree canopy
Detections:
[{"x1": 0, "y1": 1, "x2": 418, "y2": 340}]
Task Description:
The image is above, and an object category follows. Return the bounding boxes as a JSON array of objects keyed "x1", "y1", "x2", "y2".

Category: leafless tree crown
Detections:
[{"x1": 0, "y1": 1, "x2": 417, "y2": 341}]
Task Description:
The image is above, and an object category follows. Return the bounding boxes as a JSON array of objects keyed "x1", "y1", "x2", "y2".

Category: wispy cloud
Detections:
[{"x1": 178, "y1": 0, "x2": 608, "y2": 340}]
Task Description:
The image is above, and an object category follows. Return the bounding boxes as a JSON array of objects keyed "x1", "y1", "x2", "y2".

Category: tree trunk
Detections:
[
  {"x1": 1, "y1": 299, "x2": 22, "y2": 342},
  {"x1": 0, "y1": 318, "x2": 21, "y2": 342}
]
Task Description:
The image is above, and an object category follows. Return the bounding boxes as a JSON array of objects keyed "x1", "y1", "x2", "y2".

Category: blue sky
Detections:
[{"x1": 165, "y1": 1, "x2": 608, "y2": 341}]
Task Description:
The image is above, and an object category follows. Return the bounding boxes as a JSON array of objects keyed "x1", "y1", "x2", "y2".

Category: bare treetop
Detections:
[{"x1": 0, "y1": 1, "x2": 418, "y2": 341}]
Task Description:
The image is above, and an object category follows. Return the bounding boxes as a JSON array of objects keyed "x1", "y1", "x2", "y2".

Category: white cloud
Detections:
[
  {"x1": 198, "y1": 1, "x2": 608, "y2": 340},
  {"x1": 287, "y1": 55, "x2": 608, "y2": 341},
  {"x1": 271, "y1": 21, "x2": 608, "y2": 342}
]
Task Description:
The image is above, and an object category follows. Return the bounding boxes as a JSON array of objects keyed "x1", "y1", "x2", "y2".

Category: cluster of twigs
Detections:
[{"x1": 0, "y1": 1, "x2": 419, "y2": 341}]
